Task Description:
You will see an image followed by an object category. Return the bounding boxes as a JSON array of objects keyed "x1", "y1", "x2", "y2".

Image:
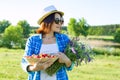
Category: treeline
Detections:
[
  {"x1": 1, "y1": 19, "x2": 120, "y2": 49},
  {"x1": 57, "y1": 24, "x2": 120, "y2": 36},
  {"x1": 88, "y1": 24, "x2": 120, "y2": 36}
]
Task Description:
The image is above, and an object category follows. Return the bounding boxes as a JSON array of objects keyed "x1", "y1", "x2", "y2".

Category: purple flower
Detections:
[
  {"x1": 84, "y1": 52, "x2": 92, "y2": 62},
  {"x1": 71, "y1": 47, "x2": 76, "y2": 54},
  {"x1": 65, "y1": 38, "x2": 94, "y2": 66},
  {"x1": 69, "y1": 41, "x2": 74, "y2": 46}
]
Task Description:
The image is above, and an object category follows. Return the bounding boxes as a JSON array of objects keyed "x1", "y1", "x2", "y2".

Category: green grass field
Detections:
[{"x1": 0, "y1": 48, "x2": 120, "y2": 80}]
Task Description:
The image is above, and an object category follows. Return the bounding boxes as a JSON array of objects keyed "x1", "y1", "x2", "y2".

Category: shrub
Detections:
[
  {"x1": 114, "y1": 28, "x2": 120, "y2": 43},
  {"x1": 0, "y1": 39, "x2": 3, "y2": 47},
  {"x1": 2, "y1": 25, "x2": 23, "y2": 48},
  {"x1": 93, "y1": 48, "x2": 108, "y2": 55},
  {"x1": 21, "y1": 39, "x2": 27, "y2": 49},
  {"x1": 93, "y1": 48, "x2": 120, "y2": 56}
]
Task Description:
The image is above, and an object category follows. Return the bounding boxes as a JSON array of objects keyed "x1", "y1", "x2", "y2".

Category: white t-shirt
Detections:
[{"x1": 40, "y1": 43, "x2": 59, "y2": 80}]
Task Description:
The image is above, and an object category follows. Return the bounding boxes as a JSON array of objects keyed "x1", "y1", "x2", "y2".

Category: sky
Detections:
[{"x1": 0, "y1": 0, "x2": 120, "y2": 26}]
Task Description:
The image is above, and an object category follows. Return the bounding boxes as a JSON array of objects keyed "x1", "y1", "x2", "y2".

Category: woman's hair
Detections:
[{"x1": 36, "y1": 13, "x2": 62, "y2": 34}]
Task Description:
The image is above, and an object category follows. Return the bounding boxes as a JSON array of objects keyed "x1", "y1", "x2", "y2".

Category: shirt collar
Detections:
[{"x1": 39, "y1": 32, "x2": 61, "y2": 39}]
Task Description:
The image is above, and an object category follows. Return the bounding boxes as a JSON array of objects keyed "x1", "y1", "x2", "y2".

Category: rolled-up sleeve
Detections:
[
  {"x1": 21, "y1": 37, "x2": 34, "y2": 72},
  {"x1": 65, "y1": 62, "x2": 74, "y2": 71}
]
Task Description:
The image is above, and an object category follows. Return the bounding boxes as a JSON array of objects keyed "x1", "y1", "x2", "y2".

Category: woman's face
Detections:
[{"x1": 51, "y1": 13, "x2": 64, "y2": 33}]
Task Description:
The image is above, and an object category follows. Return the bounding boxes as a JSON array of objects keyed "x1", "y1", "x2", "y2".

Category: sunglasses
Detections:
[{"x1": 54, "y1": 18, "x2": 64, "y2": 24}]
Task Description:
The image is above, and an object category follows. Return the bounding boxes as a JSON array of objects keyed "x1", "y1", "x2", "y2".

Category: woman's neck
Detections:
[
  {"x1": 43, "y1": 32, "x2": 54, "y2": 39},
  {"x1": 42, "y1": 32, "x2": 56, "y2": 44}
]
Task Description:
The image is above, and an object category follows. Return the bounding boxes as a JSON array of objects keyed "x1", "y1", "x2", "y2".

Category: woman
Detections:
[{"x1": 21, "y1": 5, "x2": 74, "y2": 80}]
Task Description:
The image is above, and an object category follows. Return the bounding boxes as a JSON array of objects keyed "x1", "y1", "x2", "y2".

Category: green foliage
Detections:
[
  {"x1": 0, "y1": 39, "x2": 3, "y2": 47},
  {"x1": 88, "y1": 27, "x2": 104, "y2": 35},
  {"x1": 67, "y1": 17, "x2": 89, "y2": 37},
  {"x1": 0, "y1": 20, "x2": 11, "y2": 33},
  {"x1": 2, "y1": 25, "x2": 23, "y2": 48},
  {"x1": 68, "y1": 18, "x2": 79, "y2": 37},
  {"x1": 88, "y1": 24, "x2": 120, "y2": 36},
  {"x1": 17, "y1": 20, "x2": 31, "y2": 38},
  {"x1": 61, "y1": 29, "x2": 67, "y2": 34},
  {"x1": 20, "y1": 39, "x2": 27, "y2": 49},
  {"x1": 114, "y1": 28, "x2": 120, "y2": 43},
  {"x1": 93, "y1": 47, "x2": 120, "y2": 56},
  {"x1": 78, "y1": 17, "x2": 89, "y2": 37}
]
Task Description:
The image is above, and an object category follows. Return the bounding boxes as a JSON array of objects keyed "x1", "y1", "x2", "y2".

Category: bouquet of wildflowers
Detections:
[{"x1": 45, "y1": 38, "x2": 94, "y2": 76}]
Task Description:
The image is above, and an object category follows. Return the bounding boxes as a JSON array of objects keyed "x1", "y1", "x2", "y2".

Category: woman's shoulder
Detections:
[
  {"x1": 55, "y1": 33, "x2": 70, "y2": 41},
  {"x1": 28, "y1": 34, "x2": 42, "y2": 41},
  {"x1": 55, "y1": 33, "x2": 69, "y2": 38}
]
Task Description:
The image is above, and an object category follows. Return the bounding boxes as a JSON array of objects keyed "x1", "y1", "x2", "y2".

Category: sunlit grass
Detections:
[
  {"x1": 68, "y1": 55, "x2": 120, "y2": 80},
  {"x1": 0, "y1": 48, "x2": 27, "y2": 80},
  {"x1": 87, "y1": 35, "x2": 114, "y2": 39},
  {"x1": 0, "y1": 48, "x2": 120, "y2": 80}
]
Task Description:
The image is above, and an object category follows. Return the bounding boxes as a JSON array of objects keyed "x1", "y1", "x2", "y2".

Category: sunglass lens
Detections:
[
  {"x1": 54, "y1": 18, "x2": 64, "y2": 24},
  {"x1": 55, "y1": 18, "x2": 59, "y2": 24},
  {"x1": 61, "y1": 20, "x2": 64, "y2": 24}
]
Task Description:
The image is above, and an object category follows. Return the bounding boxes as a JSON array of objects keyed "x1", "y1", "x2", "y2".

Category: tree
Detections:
[
  {"x1": 114, "y1": 28, "x2": 120, "y2": 43},
  {"x1": 68, "y1": 17, "x2": 90, "y2": 38},
  {"x1": 67, "y1": 18, "x2": 79, "y2": 37},
  {"x1": 17, "y1": 20, "x2": 31, "y2": 38},
  {"x1": 0, "y1": 20, "x2": 11, "y2": 33},
  {"x1": 2, "y1": 25, "x2": 23, "y2": 48},
  {"x1": 78, "y1": 17, "x2": 89, "y2": 37}
]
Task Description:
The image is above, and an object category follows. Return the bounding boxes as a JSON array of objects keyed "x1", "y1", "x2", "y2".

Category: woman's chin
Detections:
[{"x1": 55, "y1": 30, "x2": 60, "y2": 33}]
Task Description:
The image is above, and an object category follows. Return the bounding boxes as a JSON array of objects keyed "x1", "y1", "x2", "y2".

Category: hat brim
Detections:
[{"x1": 37, "y1": 10, "x2": 64, "y2": 25}]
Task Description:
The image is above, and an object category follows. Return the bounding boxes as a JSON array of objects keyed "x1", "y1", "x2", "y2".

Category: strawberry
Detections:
[
  {"x1": 50, "y1": 55, "x2": 55, "y2": 58},
  {"x1": 40, "y1": 54, "x2": 49, "y2": 58},
  {"x1": 34, "y1": 55, "x2": 41, "y2": 58}
]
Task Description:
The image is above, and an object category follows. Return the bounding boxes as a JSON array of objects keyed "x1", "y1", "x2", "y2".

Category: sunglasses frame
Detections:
[{"x1": 54, "y1": 18, "x2": 64, "y2": 24}]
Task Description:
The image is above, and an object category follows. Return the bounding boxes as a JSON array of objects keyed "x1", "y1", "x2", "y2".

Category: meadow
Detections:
[{"x1": 0, "y1": 48, "x2": 120, "y2": 80}]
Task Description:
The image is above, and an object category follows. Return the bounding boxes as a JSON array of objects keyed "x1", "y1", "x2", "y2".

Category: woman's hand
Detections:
[
  {"x1": 55, "y1": 52, "x2": 72, "y2": 67},
  {"x1": 27, "y1": 59, "x2": 54, "y2": 71}
]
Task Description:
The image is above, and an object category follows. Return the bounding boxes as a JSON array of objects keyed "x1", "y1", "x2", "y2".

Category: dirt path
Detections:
[{"x1": 80, "y1": 39, "x2": 120, "y2": 48}]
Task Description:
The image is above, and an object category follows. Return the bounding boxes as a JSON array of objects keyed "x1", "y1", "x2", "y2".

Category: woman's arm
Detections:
[
  {"x1": 55, "y1": 52, "x2": 72, "y2": 67},
  {"x1": 27, "y1": 59, "x2": 54, "y2": 71},
  {"x1": 21, "y1": 36, "x2": 35, "y2": 72}
]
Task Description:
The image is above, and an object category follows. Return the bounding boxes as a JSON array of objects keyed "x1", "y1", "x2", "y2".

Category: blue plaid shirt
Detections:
[{"x1": 21, "y1": 33, "x2": 74, "y2": 80}]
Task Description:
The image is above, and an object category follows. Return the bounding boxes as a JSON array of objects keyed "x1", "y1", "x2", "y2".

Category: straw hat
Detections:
[{"x1": 37, "y1": 5, "x2": 64, "y2": 25}]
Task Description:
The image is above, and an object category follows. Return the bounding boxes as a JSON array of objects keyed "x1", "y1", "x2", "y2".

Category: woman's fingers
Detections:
[
  {"x1": 55, "y1": 52, "x2": 71, "y2": 65},
  {"x1": 41, "y1": 60, "x2": 54, "y2": 70}
]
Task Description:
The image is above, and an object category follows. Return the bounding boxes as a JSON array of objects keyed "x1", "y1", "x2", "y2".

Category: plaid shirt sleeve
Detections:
[{"x1": 21, "y1": 34, "x2": 42, "y2": 72}]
